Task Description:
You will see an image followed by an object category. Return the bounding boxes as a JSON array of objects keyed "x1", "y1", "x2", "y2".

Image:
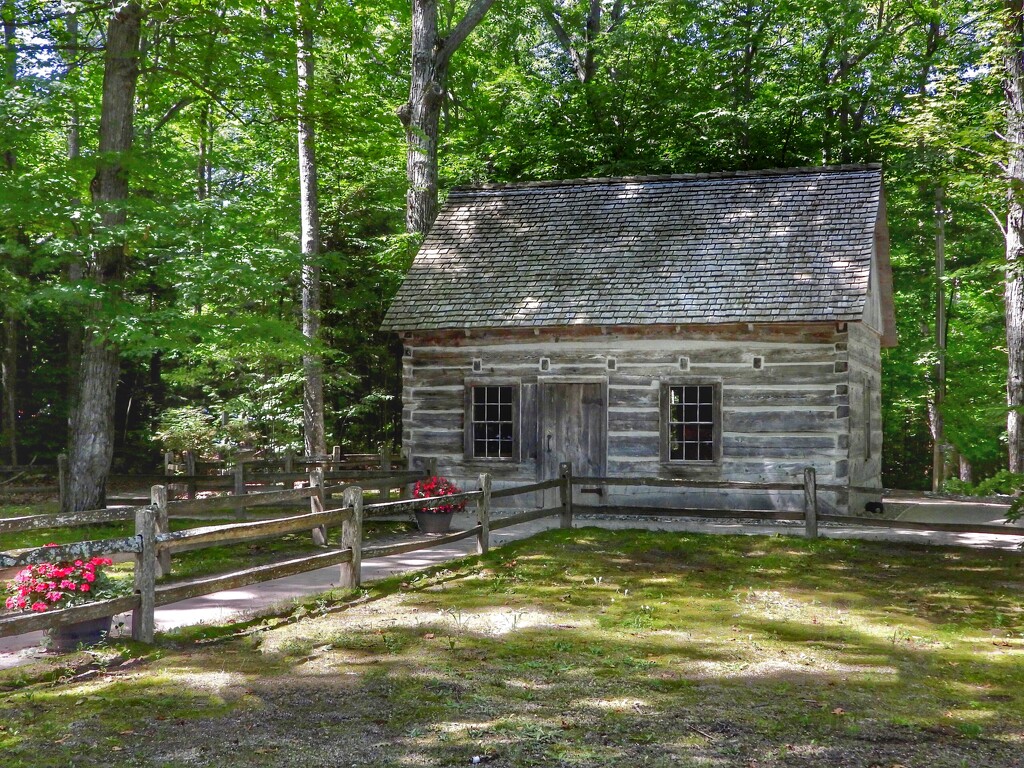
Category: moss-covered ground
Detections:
[{"x1": 1, "y1": 528, "x2": 1023, "y2": 767}]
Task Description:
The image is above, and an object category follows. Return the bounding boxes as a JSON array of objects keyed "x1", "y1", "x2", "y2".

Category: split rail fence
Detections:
[
  {"x1": 0, "y1": 446, "x2": 409, "y2": 510},
  {"x1": 1, "y1": 464, "x2": 1022, "y2": 647}
]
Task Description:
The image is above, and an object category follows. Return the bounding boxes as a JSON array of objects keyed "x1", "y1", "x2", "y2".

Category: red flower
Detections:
[
  {"x1": 3, "y1": 554, "x2": 117, "y2": 614},
  {"x1": 413, "y1": 476, "x2": 466, "y2": 515}
]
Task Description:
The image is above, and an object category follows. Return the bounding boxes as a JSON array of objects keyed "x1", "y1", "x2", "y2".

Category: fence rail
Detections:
[
  {"x1": 3, "y1": 461, "x2": 1022, "y2": 646},
  {"x1": 0, "y1": 447, "x2": 419, "y2": 509}
]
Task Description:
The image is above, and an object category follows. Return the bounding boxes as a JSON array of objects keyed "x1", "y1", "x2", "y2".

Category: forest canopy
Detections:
[{"x1": 0, "y1": 0, "x2": 1022, "y2": 496}]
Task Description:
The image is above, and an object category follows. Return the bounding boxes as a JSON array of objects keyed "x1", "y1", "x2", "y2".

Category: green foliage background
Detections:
[{"x1": 0, "y1": 0, "x2": 1015, "y2": 488}]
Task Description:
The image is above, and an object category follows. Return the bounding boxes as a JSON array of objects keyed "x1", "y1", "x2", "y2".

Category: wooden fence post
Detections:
[
  {"x1": 559, "y1": 462, "x2": 573, "y2": 529},
  {"x1": 803, "y1": 467, "x2": 818, "y2": 540},
  {"x1": 309, "y1": 468, "x2": 326, "y2": 545},
  {"x1": 233, "y1": 462, "x2": 247, "y2": 519},
  {"x1": 184, "y1": 450, "x2": 197, "y2": 500},
  {"x1": 476, "y1": 473, "x2": 491, "y2": 555},
  {"x1": 381, "y1": 444, "x2": 392, "y2": 501},
  {"x1": 340, "y1": 486, "x2": 363, "y2": 588},
  {"x1": 400, "y1": 449, "x2": 413, "y2": 500},
  {"x1": 332, "y1": 445, "x2": 342, "y2": 466},
  {"x1": 132, "y1": 505, "x2": 157, "y2": 643},
  {"x1": 426, "y1": 457, "x2": 438, "y2": 479},
  {"x1": 57, "y1": 453, "x2": 68, "y2": 510},
  {"x1": 151, "y1": 485, "x2": 170, "y2": 577},
  {"x1": 283, "y1": 451, "x2": 294, "y2": 474}
]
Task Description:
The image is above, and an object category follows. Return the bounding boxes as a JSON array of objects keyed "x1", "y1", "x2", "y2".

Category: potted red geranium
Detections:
[
  {"x1": 412, "y1": 476, "x2": 466, "y2": 534},
  {"x1": 4, "y1": 549, "x2": 127, "y2": 651}
]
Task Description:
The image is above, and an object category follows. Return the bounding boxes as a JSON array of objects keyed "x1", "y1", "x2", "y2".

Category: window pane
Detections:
[
  {"x1": 667, "y1": 383, "x2": 717, "y2": 463},
  {"x1": 470, "y1": 385, "x2": 516, "y2": 460}
]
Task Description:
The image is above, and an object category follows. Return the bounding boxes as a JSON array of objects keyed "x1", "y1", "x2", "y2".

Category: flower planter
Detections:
[
  {"x1": 415, "y1": 511, "x2": 454, "y2": 534},
  {"x1": 45, "y1": 616, "x2": 113, "y2": 653}
]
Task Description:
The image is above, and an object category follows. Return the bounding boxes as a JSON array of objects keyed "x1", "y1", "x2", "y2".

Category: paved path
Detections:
[
  {"x1": 2, "y1": 506, "x2": 1021, "y2": 670},
  {"x1": 887, "y1": 495, "x2": 1014, "y2": 526}
]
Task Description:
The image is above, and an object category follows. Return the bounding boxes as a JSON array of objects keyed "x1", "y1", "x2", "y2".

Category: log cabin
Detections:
[{"x1": 382, "y1": 165, "x2": 896, "y2": 514}]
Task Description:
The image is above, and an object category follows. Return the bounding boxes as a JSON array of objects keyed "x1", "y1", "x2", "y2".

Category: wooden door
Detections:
[{"x1": 539, "y1": 382, "x2": 606, "y2": 505}]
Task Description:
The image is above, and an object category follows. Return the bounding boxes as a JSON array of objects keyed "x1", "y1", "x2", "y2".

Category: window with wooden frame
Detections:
[
  {"x1": 464, "y1": 382, "x2": 520, "y2": 461},
  {"x1": 660, "y1": 381, "x2": 722, "y2": 463}
]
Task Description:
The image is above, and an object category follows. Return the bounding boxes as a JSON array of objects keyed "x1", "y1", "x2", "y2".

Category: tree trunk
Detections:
[
  {"x1": 1004, "y1": 1, "x2": 1024, "y2": 474},
  {"x1": 403, "y1": 0, "x2": 445, "y2": 234},
  {"x1": 2, "y1": 0, "x2": 14, "y2": 172},
  {"x1": 1, "y1": 0, "x2": 17, "y2": 465},
  {"x1": 932, "y1": 186, "x2": 947, "y2": 490},
  {"x1": 66, "y1": 2, "x2": 143, "y2": 513},
  {"x1": 66, "y1": 11, "x2": 84, "y2": 424},
  {"x1": 401, "y1": 0, "x2": 496, "y2": 234},
  {"x1": 926, "y1": 402, "x2": 943, "y2": 490},
  {"x1": 295, "y1": 0, "x2": 326, "y2": 460},
  {"x1": 1, "y1": 317, "x2": 16, "y2": 466},
  {"x1": 959, "y1": 453, "x2": 973, "y2": 484}
]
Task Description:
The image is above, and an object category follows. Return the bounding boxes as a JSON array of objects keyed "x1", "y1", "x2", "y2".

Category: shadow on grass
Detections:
[{"x1": 2, "y1": 527, "x2": 1023, "y2": 768}]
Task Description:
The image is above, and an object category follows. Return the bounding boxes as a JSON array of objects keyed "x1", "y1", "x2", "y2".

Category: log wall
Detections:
[
  {"x1": 400, "y1": 323, "x2": 882, "y2": 513},
  {"x1": 846, "y1": 322, "x2": 884, "y2": 513}
]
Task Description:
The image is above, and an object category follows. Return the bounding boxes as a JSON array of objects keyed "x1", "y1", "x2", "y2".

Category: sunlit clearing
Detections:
[{"x1": 582, "y1": 697, "x2": 650, "y2": 711}]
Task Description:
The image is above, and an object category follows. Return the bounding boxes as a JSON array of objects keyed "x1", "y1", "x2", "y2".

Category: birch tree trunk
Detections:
[
  {"x1": 400, "y1": 0, "x2": 497, "y2": 234},
  {"x1": 931, "y1": 186, "x2": 947, "y2": 490},
  {"x1": 66, "y1": 2, "x2": 143, "y2": 512},
  {"x1": 1004, "y1": 1, "x2": 1024, "y2": 474},
  {"x1": 296, "y1": 0, "x2": 326, "y2": 460}
]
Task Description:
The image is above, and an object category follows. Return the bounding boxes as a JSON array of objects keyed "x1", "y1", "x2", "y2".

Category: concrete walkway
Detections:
[{"x1": 2, "y1": 506, "x2": 1021, "y2": 670}]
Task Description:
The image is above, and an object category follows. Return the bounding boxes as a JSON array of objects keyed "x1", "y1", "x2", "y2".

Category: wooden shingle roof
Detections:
[{"x1": 383, "y1": 165, "x2": 888, "y2": 333}]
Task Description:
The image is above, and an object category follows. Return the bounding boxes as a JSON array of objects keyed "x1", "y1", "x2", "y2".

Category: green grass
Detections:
[
  {"x1": 1, "y1": 528, "x2": 1022, "y2": 767},
  {"x1": 0, "y1": 500, "x2": 60, "y2": 519}
]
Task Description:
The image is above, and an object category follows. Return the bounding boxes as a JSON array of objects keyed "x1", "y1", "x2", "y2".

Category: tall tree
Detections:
[
  {"x1": 295, "y1": 0, "x2": 327, "y2": 460},
  {"x1": 1, "y1": 0, "x2": 18, "y2": 465},
  {"x1": 1004, "y1": 0, "x2": 1024, "y2": 473},
  {"x1": 399, "y1": 0, "x2": 497, "y2": 233},
  {"x1": 65, "y1": 1, "x2": 143, "y2": 512}
]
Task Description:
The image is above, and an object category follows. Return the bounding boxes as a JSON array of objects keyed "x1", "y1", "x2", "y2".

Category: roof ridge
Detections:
[{"x1": 450, "y1": 164, "x2": 882, "y2": 193}]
